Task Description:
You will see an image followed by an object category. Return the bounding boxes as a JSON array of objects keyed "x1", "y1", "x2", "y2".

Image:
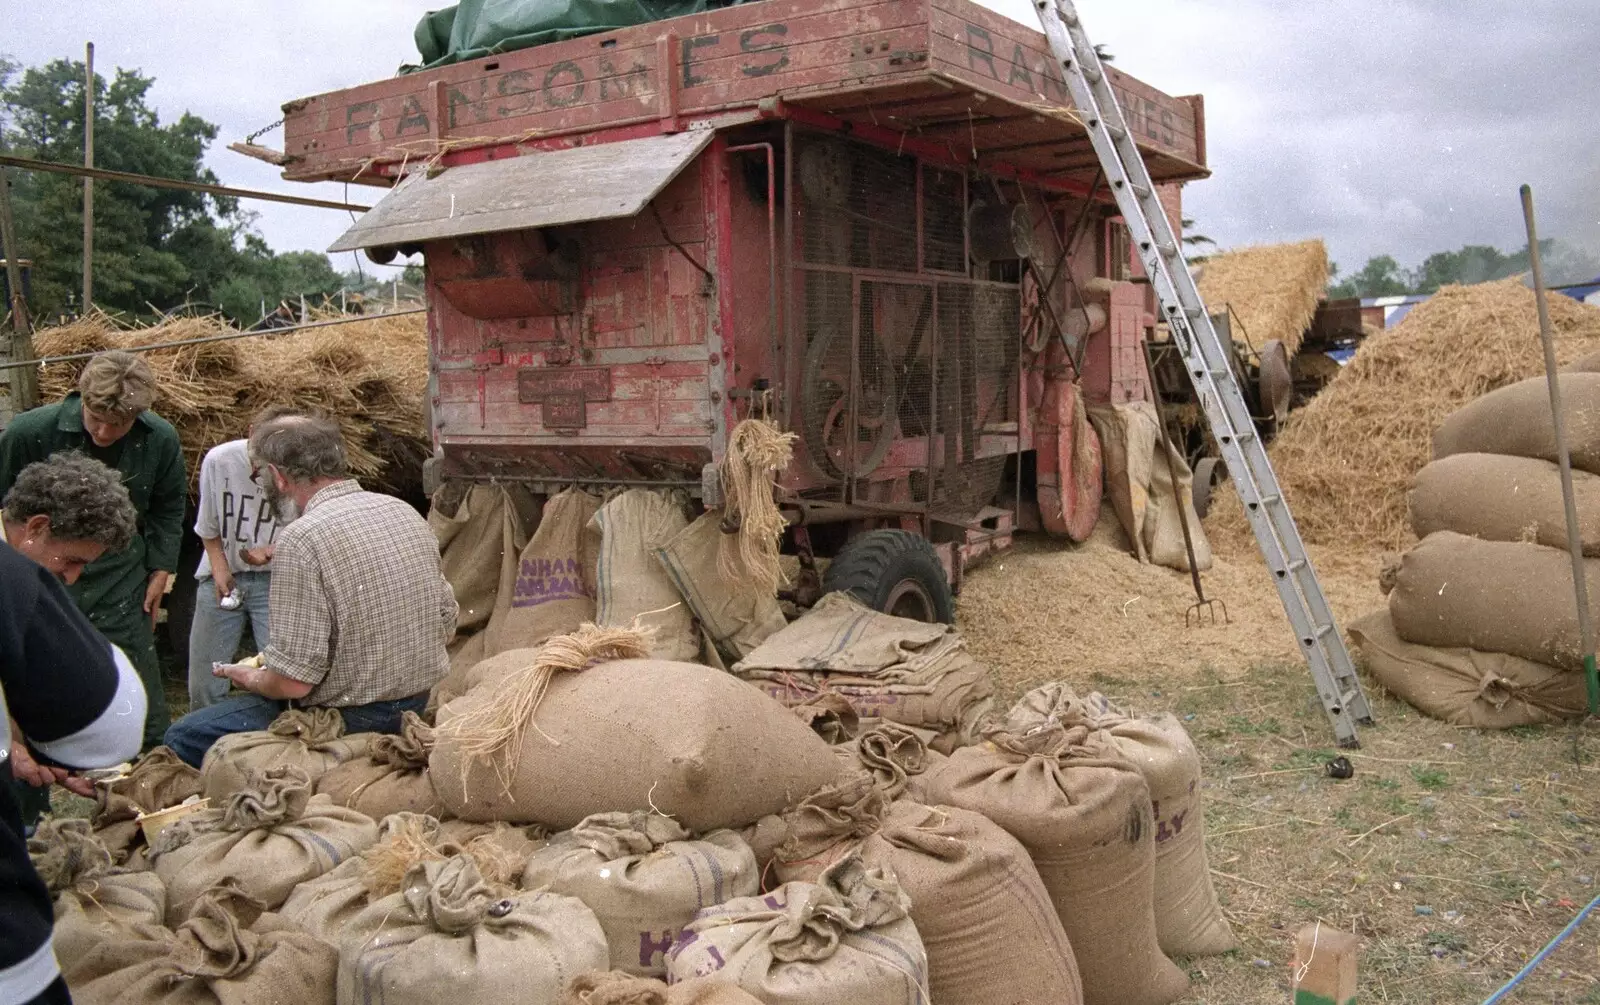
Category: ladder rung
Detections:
[
  {"x1": 1155, "y1": 241, "x2": 1178, "y2": 257},
  {"x1": 1105, "y1": 123, "x2": 1127, "y2": 142},
  {"x1": 1255, "y1": 493, "x2": 1281, "y2": 507}
]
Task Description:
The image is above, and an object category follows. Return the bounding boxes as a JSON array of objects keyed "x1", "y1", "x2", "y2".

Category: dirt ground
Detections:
[{"x1": 959, "y1": 522, "x2": 1600, "y2": 1003}]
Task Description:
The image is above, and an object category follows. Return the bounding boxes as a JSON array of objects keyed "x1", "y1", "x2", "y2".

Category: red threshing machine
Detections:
[{"x1": 279, "y1": 0, "x2": 1210, "y2": 621}]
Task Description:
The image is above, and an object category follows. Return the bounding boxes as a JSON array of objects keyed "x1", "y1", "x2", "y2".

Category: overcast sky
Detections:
[{"x1": 3, "y1": 0, "x2": 1597, "y2": 281}]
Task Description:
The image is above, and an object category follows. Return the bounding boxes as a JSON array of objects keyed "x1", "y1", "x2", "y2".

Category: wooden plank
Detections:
[
  {"x1": 925, "y1": 0, "x2": 1201, "y2": 165},
  {"x1": 1291, "y1": 924, "x2": 1358, "y2": 1005},
  {"x1": 282, "y1": 0, "x2": 1206, "y2": 184},
  {"x1": 284, "y1": 0, "x2": 928, "y2": 175}
]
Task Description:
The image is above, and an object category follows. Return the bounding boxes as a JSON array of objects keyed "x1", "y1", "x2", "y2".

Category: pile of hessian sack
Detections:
[{"x1": 30, "y1": 424, "x2": 1236, "y2": 1005}]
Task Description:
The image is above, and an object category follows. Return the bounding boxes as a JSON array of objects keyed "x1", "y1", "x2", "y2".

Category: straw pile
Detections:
[
  {"x1": 31, "y1": 309, "x2": 429, "y2": 497},
  {"x1": 956, "y1": 506, "x2": 1382, "y2": 703},
  {"x1": 1208, "y1": 279, "x2": 1600, "y2": 554},
  {"x1": 1195, "y1": 239, "x2": 1328, "y2": 355}
]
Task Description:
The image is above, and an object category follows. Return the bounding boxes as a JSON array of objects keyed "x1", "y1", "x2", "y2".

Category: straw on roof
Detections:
[
  {"x1": 1195, "y1": 239, "x2": 1329, "y2": 356},
  {"x1": 1207, "y1": 279, "x2": 1600, "y2": 555},
  {"x1": 31, "y1": 309, "x2": 429, "y2": 498}
]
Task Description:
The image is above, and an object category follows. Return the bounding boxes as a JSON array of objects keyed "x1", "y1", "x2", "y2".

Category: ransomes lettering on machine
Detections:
[{"x1": 281, "y1": 0, "x2": 1209, "y2": 620}]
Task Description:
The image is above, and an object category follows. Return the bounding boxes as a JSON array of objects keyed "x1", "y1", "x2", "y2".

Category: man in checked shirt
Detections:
[{"x1": 164, "y1": 413, "x2": 458, "y2": 767}]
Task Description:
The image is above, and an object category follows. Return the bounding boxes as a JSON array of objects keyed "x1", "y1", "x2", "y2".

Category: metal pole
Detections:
[
  {"x1": 1521, "y1": 184, "x2": 1598, "y2": 716},
  {"x1": 0, "y1": 169, "x2": 39, "y2": 410},
  {"x1": 82, "y1": 42, "x2": 95, "y2": 312},
  {"x1": 0, "y1": 154, "x2": 372, "y2": 213}
]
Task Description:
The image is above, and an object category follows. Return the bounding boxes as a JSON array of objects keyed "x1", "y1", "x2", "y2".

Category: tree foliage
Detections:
[
  {"x1": 1330, "y1": 242, "x2": 1599, "y2": 299},
  {"x1": 0, "y1": 55, "x2": 345, "y2": 325}
]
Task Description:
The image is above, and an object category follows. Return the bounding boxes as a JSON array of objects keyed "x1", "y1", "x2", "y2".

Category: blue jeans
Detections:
[
  {"x1": 188, "y1": 571, "x2": 273, "y2": 709},
  {"x1": 163, "y1": 691, "x2": 430, "y2": 768}
]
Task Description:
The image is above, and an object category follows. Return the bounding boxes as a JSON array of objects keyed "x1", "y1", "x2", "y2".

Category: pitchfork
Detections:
[{"x1": 1141, "y1": 341, "x2": 1229, "y2": 628}]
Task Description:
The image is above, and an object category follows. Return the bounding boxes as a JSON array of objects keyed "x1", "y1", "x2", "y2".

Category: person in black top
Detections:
[{"x1": 1, "y1": 458, "x2": 148, "y2": 1004}]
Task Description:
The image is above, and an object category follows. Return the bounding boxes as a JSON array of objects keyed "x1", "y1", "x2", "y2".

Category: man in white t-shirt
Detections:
[{"x1": 187, "y1": 406, "x2": 302, "y2": 708}]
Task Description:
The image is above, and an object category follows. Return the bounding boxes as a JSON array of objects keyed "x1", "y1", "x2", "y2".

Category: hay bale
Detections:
[
  {"x1": 1195, "y1": 239, "x2": 1328, "y2": 355},
  {"x1": 31, "y1": 309, "x2": 428, "y2": 497},
  {"x1": 1209, "y1": 280, "x2": 1600, "y2": 554}
]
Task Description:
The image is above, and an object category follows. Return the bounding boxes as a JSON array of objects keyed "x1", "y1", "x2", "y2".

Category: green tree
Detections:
[
  {"x1": 0, "y1": 55, "x2": 347, "y2": 325},
  {"x1": 1328, "y1": 255, "x2": 1414, "y2": 299}
]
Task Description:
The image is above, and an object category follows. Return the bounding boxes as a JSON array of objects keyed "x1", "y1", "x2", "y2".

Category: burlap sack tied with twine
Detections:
[
  {"x1": 62, "y1": 885, "x2": 338, "y2": 1005},
  {"x1": 432, "y1": 624, "x2": 842, "y2": 831},
  {"x1": 1351, "y1": 609, "x2": 1586, "y2": 727},
  {"x1": 201, "y1": 706, "x2": 373, "y2": 800},
  {"x1": 767, "y1": 775, "x2": 1084, "y2": 1005},
  {"x1": 1006, "y1": 683, "x2": 1236, "y2": 957},
  {"x1": 654, "y1": 419, "x2": 795, "y2": 665},
  {"x1": 665, "y1": 854, "x2": 927, "y2": 1005},
  {"x1": 29, "y1": 818, "x2": 167, "y2": 964},
  {"x1": 90, "y1": 745, "x2": 203, "y2": 866},
  {"x1": 735, "y1": 593, "x2": 995, "y2": 749},
  {"x1": 152, "y1": 765, "x2": 379, "y2": 925},
  {"x1": 429, "y1": 482, "x2": 536, "y2": 635},
  {"x1": 834, "y1": 719, "x2": 949, "y2": 801},
  {"x1": 337, "y1": 855, "x2": 609, "y2": 1005},
  {"x1": 483, "y1": 487, "x2": 602, "y2": 657},
  {"x1": 282, "y1": 812, "x2": 544, "y2": 946},
  {"x1": 922, "y1": 721, "x2": 1188, "y2": 1005},
  {"x1": 564, "y1": 971, "x2": 763, "y2": 1005},
  {"x1": 522, "y1": 811, "x2": 758, "y2": 977},
  {"x1": 590, "y1": 489, "x2": 699, "y2": 661},
  {"x1": 316, "y1": 712, "x2": 445, "y2": 818}
]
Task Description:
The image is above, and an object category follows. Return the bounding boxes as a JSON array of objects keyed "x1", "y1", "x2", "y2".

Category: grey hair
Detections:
[
  {"x1": 249, "y1": 413, "x2": 349, "y2": 484},
  {"x1": 2, "y1": 453, "x2": 137, "y2": 551}
]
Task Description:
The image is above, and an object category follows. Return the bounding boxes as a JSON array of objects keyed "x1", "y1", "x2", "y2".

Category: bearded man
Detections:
[{"x1": 163, "y1": 413, "x2": 456, "y2": 767}]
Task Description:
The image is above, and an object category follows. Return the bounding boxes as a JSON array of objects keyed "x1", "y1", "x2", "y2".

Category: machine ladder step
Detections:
[{"x1": 1032, "y1": 0, "x2": 1373, "y2": 747}]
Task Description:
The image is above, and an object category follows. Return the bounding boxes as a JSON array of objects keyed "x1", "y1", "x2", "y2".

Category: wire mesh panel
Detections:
[
  {"x1": 921, "y1": 166, "x2": 966, "y2": 274},
  {"x1": 787, "y1": 131, "x2": 1020, "y2": 517},
  {"x1": 796, "y1": 136, "x2": 916, "y2": 272}
]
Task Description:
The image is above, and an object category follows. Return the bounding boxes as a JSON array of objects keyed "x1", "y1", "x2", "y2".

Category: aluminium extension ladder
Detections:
[{"x1": 1033, "y1": 0, "x2": 1374, "y2": 746}]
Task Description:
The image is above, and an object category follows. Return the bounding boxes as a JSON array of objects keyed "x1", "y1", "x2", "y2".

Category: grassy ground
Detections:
[{"x1": 1088, "y1": 660, "x2": 1600, "y2": 1004}]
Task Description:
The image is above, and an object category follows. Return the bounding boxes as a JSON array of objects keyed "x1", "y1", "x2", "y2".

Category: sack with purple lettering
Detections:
[
  {"x1": 521, "y1": 811, "x2": 758, "y2": 977},
  {"x1": 484, "y1": 488, "x2": 601, "y2": 657},
  {"x1": 734, "y1": 593, "x2": 994, "y2": 751},
  {"x1": 665, "y1": 855, "x2": 927, "y2": 1005},
  {"x1": 1005, "y1": 684, "x2": 1235, "y2": 956}
]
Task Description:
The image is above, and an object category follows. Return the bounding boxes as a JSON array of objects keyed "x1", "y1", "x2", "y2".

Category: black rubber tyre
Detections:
[{"x1": 823, "y1": 529, "x2": 955, "y2": 624}]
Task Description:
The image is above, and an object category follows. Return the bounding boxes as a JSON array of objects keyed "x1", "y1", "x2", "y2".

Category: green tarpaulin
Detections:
[{"x1": 410, "y1": 0, "x2": 750, "y2": 71}]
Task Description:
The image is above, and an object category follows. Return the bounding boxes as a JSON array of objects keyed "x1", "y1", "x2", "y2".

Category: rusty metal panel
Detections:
[
  {"x1": 328, "y1": 129, "x2": 714, "y2": 251},
  {"x1": 517, "y1": 366, "x2": 613, "y2": 403}
]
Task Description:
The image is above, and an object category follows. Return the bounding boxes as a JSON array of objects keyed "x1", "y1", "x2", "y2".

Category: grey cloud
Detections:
[{"x1": 2, "y1": 0, "x2": 1596, "y2": 280}]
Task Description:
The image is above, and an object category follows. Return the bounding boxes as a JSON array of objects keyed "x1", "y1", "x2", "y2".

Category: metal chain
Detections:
[{"x1": 244, "y1": 117, "x2": 285, "y2": 145}]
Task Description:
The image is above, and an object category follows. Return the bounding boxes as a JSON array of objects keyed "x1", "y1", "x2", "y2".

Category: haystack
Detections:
[
  {"x1": 1195, "y1": 239, "x2": 1328, "y2": 355},
  {"x1": 1208, "y1": 279, "x2": 1600, "y2": 555},
  {"x1": 30, "y1": 309, "x2": 429, "y2": 498}
]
